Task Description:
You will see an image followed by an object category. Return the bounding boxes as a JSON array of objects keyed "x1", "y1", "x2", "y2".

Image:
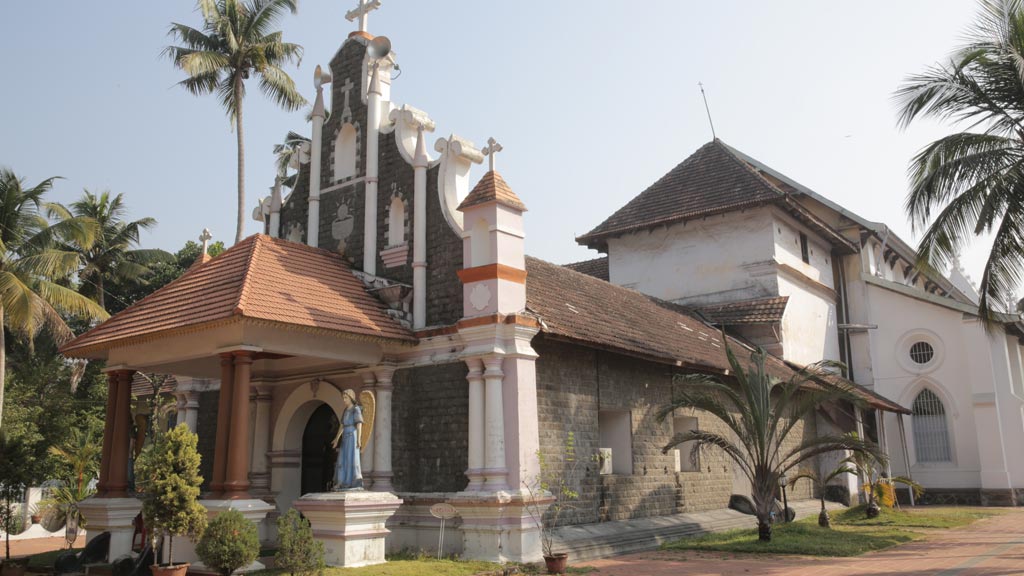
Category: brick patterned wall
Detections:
[
  {"x1": 196, "y1": 390, "x2": 219, "y2": 492},
  {"x1": 391, "y1": 362, "x2": 469, "y2": 493},
  {"x1": 534, "y1": 336, "x2": 817, "y2": 526}
]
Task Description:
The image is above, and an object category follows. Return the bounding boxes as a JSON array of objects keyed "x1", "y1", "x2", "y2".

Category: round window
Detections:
[{"x1": 909, "y1": 341, "x2": 934, "y2": 365}]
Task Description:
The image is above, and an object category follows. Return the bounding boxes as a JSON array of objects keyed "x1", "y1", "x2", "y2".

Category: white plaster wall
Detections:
[
  {"x1": 771, "y1": 211, "x2": 835, "y2": 289},
  {"x1": 866, "y1": 285, "x2": 984, "y2": 489},
  {"x1": 777, "y1": 273, "x2": 840, "y2": 364},
  {"x1": 606, "y1": 208, "x2": 777, "y2": 304}
]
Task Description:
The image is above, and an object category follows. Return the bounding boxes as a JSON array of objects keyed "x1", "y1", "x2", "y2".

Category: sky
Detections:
[{"x1": 0, "y1": 1, "x2": 994, "y2": 285}]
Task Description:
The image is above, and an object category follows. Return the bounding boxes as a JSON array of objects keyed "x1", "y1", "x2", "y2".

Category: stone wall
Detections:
[
  {"x1": 534, "y1": 336, "x2": 817, "y2": 526},
  {"x1": 196, "y1": 390, "x2": 219, "y2": 492},
  {"x1": 391, "y1": 362, "x2": 469, "y2": 493}
]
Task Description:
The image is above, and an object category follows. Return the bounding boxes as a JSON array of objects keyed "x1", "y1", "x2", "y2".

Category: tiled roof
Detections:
[
  {"x1": 457, "y1": 171, "x2": 527, "y2": 212},
  {"x1": 61, "y1": 235, "x2": 415, "y2": 356},
  {"x1": 699, "y1": 296, "x2": 789, "y2": 325},
  {"x1": 577, "y1": 140, "x2": 783, "y2": 248},
  {"x1": 563, "y1": 257, "x2": 609, "y2": 281},
  {"x1": 525, "y1": 256, "x2": 908, "y2": 414},
  {"x1": 131, "y1": 373, "x2": 177, "y2": 397}
]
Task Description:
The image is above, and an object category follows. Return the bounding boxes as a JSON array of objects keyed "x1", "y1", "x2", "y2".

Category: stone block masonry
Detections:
[
  {"x1": 391, "y1": 362, "x2": 470, "y2": 493},
  {"x1": 534, "y1": 336, "x2": 815, "y2": 527},
  {"x1": 196, "y1": 389, "x2": 220, "y2": 492}
]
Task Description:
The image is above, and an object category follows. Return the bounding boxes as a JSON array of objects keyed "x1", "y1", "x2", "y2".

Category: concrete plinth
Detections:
[
  {"x1": 170, "y1": 499, "x2": 274, "y2": 572},
  {"x1": 77, "y1": 497, "x2": 141, "y2": 559},
  {"x1": 293, "y1": 491, "x2": 402, "y2": 568},
  {"x1": 450, "y1": 489, "x2": 548, "y2": 564}
]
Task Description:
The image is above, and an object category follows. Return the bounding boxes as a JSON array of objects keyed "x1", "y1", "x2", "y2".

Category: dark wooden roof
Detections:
[{"x1": 563, "y1": 257, "x2": 609, "y2": 281}]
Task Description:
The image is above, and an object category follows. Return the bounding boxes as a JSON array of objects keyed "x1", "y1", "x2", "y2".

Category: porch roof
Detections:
[{"x1": 61, "y1": 234, "x2": 415, "y2": 358}]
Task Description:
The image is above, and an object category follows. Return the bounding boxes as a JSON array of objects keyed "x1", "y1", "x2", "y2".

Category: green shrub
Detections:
[
  {"x1": 134, "y1": 423, "x2": 206, "y2": 565},
  {"x1": 275, "y1": 509, "x2": 324, "y2": 576},
  {"x1": 196, "y1": 509, "x2": 259, "y2": 576}
]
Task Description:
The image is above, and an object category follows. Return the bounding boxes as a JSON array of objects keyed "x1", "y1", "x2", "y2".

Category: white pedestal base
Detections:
[
  {"x1": 450, "y1": 490, "x2": 548, "y2": 563},
  {"x1": 77, "y1": 497, "x2": 141, "y2": 560},
  {"x1": 169, "y1": 499, "x2": 274, "y2": 573},
  {"x1": 293, "y1": 491, "x2": 402, "y2": 568}
]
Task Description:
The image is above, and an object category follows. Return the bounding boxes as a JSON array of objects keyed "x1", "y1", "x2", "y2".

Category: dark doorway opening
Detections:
[{"x1": 301, "y1": 403, "x2": 338, "y2": 495}]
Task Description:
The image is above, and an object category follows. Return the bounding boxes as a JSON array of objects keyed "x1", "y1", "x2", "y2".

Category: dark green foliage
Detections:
[
  {"x1": 104, "y1": 240, "x2": 225, "y2": 315},
  {"x1": 196, "y1": 509, "x2": 259, "y2": 576},
  {"x1": 134, "y1": 424, "x2": 206, "y2": 565},
  {"x1": 1, "y1": 431, "x2": 36, "y2": 559},
  {"x1": 274, "y1": 509, "x2": 324, "y2": 576}
]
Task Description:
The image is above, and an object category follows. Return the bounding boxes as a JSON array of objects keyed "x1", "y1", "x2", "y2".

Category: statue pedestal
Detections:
[
  {"x1": 77, "y1": 497, "x2": 142, "y2": 560},
  {"x1": 294, "y1": 491, "x2": 402, "y2": 568}
]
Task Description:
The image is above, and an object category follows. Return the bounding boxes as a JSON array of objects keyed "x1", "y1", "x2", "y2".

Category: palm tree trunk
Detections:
[
  {"x1": 96, "y1": 275, "x2": 105, "y2": 311},
  {"x1": 235, "y1": 75, "x2": 246, "y2": 245},
  {"x1": 0, "y1": 307, "x2": 6, "y2": 429}
]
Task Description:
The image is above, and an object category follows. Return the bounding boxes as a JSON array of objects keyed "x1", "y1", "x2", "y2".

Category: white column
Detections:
[
  {"x1": 250, "y1": 384, "x2": 273, "y2": 494},
  {"x1": 175, "y1": 394, "x2": 188, "y2": 429},
  {"x1": 363, "y1": 63, "x2": 382, "y2": 275},
  {"x1": 482, "y1": 355, "x2": 507, "y2": 490},
  {"x1": 360, "y1": 372, "x2": 376, "y2": 489},
  {"x1": 269, "y1": 176, "x2": 282, "y2": 238},
  {"x1": 412, "y1": 125, "x2": 428, "y2": 329},
  {"x1": 465, "y1": 357, "x2": 485, "y2": 491},
  {"x1": 308, "y1": 82, "x2": 326, "y2": 248},
  {"x1": 372, "y1": 366, "x2": 395, "y2": 492}
]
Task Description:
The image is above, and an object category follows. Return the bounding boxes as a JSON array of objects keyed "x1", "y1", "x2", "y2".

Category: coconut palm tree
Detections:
[
  {"x1": 656, "y1": 341, "x2": 885, "y2": 541},
  {"x1": 60, "y1": 190, "x2": 170, "y2": 311},
  {"x1": 165, "y1": 0, "x2": 308, "y2": 244},
  {"x1": 273, "y1": 130, "x2": 310, "y2": 189},
  {"x1": 0, "y1": 169, "x2": 108, "y2": 427},
  {"x1": 894, "y1": 0, "x2": 1024, "y2": 324}
]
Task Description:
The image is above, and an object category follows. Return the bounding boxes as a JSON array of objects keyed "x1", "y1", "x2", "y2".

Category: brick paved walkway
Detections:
[{"x1": 586, "y1": 509, "x2": 1024, "y2": 575}]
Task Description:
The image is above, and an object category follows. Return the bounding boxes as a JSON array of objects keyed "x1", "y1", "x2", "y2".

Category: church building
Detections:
[{"x1": 62, "y1": 4, "x2": 912, "y2": 566}]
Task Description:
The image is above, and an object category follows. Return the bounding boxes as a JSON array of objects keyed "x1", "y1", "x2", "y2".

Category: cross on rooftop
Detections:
[
  {"x1": 482, "y1": 137, "x2": 503, "y2": 172},
  {"x1": 200, "y1": 228, "x2": 213, "y2": 255},
  {"x1": 346, "y1": 0, "x2": 382, "y2": 34}
]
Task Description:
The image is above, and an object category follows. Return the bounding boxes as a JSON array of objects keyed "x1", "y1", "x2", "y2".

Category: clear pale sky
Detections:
[{"x1": 0, "y1": 1, "x2": 994, "y2": 285}]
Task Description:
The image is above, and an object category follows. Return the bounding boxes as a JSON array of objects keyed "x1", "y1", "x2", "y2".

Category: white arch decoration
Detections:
[{"x1": 898, "y1": 377, "x2": 958, "y2": 466}]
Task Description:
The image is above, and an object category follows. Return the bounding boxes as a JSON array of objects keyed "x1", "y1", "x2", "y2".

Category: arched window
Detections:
[
  {"x1": 334, "y1": 123, "x2": 357, "y2": 181},
  {"x1": 387, "y1": 196, "x2": 405, "y2": 247},
  {"x1": 912, "y1": 389, "x2": 951, "y2": 462}
]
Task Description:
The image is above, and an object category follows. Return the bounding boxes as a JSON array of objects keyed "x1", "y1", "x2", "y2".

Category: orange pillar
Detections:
[
  {"x1": 211, "y1": 353, "x2": 235, "y2": 496},
  {"x1": 223, "y1": 351, "x2": 254, "y2": 498},
  {"x1": 106, "y1": 370, "x2": 134, "y2": 497},
  {"x1": 97, "y1": 371, "x2": 118, "y2": 496}
]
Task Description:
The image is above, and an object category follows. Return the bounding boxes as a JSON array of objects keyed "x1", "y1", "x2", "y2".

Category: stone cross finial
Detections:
[
  {"x1": 346, "y1": 0, "x2": 382, "y2": 34},
  {"x1": 340, "y1": 77, "x2": 355, "y2": 120},
  {"x1": 199, "y1": 228, "x2": 213, "y2": 256},
  {"x1": 482, "y1": 137, "x2": 503, "y2": 172}
]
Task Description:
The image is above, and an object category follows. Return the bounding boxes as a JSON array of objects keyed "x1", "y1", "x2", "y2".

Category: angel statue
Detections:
[{"x1": 331, "y1": 388, "x2": 375, "y2": 491}]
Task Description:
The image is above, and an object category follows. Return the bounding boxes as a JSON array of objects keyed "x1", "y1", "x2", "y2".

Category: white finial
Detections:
[
  {"x1": 482, "y1": 137, "x2": 503, "y2": 172},
  {"x1": 200, "y1": 228, "x2": 213, "y2": 256},
  {"x1": 346, "y1": 0, "x2": 381, "y2": 34}
]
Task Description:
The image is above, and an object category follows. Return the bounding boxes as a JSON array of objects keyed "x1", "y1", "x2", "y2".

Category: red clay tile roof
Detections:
[
  {"x1": 525, "y1": 256, "x2": 908, "y2": 414},
  {"x1": 576, "y1": 140, "x2": 856, "y2": 254},
  {"x1": 699, "y1": 296, "x2": 789, "y2": 325},
  {"x1": 457, "y1": 171, "x2": 527, "y2": 212},
  {"x1": 61, "y1": 235, "x2": 415, "y2": 357},
  {"x1": 131, "y1": 373, "x2": 177, "y2": 397},
  {"x1": 563, "y1": 257, "x2": 609, "y2": 281}
]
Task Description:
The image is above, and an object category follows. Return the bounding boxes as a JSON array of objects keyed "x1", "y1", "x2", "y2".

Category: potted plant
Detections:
[
  {"x1": 523, "y1": 432, "x2": 582, "y2": 575},
  {"x1": 28, "y1": 504, "x2": 40, "y2": 526},
  {"x1": 134, "y1": 424, "x2": 207, "y2": 576},
  {"x1": 275, "y1": 509, "x2": 325, "y2": 576},
  {"x1": 196, "y1": 509, "x2": 259, "y2": 576}
]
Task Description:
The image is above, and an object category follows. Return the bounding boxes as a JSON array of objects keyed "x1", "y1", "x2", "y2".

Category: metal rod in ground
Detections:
[{"x1": 437, "y1": 517, "x2": 445, "y2": 560}]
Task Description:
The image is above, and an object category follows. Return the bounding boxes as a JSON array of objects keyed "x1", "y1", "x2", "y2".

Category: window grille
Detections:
[
  {"x1": 912, "y1": 389, "x2": 951, "y2": 462},
  {"x1": 909, "y1": 341, "x2": 934, "y2": 365}
]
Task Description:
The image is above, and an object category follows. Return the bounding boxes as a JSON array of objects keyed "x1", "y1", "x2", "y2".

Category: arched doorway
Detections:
[{"x1": 301, "y1": 403, "x2": 339, "y2": 495}]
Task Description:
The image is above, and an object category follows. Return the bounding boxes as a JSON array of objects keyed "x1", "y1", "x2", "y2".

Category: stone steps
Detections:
[{"x1": 551, "y1": 499, "x2": 843, "y2": 562}]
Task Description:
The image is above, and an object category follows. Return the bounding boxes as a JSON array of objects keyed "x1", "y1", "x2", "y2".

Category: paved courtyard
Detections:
[{"x1": 587, "y1": 508, "x2": 1024, "y2": 576}]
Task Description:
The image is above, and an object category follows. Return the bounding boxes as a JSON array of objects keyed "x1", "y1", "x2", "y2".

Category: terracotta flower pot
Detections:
[
  {"x1": 544, "y1": 553, "x2": 568, "y2": 575},
  {"x1": 30, "y1": 515, "x2": 41, "y2": 525},
  {"x1": 150, "y1": 563, "x2": 189, "y2": 576},
  {"x1": 1, "y1": 559, "x2": 29, "y2": 576}
]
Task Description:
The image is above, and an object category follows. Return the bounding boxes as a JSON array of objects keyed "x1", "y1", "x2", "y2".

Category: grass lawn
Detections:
[
  {"x1": 661, "y1": 504, "x2": 1002, "y2": 557},
  {"x1": 23, "y1": 548, "x2": 81, "y2": 569}
]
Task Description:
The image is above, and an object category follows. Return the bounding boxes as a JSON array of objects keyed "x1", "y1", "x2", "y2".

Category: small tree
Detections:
[
  {"x1": 841, "y1": 437, "x2": 923, "y2": 517},
  {"x1": 0, "y1": 431, "x2": 34, "y2": 563},
  {"x1": 522, "y1": 431, "x2": 582, "y2": 559},
  {"x1": 196, "y1": 509, "x2": 259, "y2": 576},
  {"x1": 134, "y1": 424, "x2": 207, "y2": 566},
  {"x1": 275, "y1": 509, "x2": 324, "y2": 576},
  {"x1": 792, "y1": 464, "x2": 856, "y2": 528}
]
